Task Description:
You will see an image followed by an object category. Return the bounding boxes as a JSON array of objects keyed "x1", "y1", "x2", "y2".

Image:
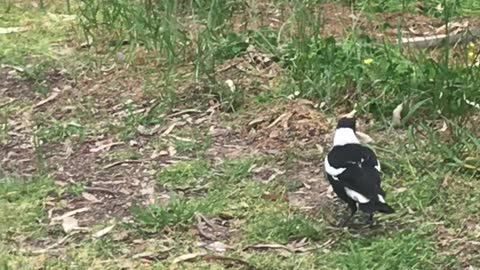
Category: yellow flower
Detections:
[
  {"x1": 468, "y1": 51, "x2": 475, "y2": 61},
  {"x1": 467, "y1": 42, "x2": 476, "y2": 49},
  {"x1": 363, "y1": 58, "x2": 374, "y2": 65}
]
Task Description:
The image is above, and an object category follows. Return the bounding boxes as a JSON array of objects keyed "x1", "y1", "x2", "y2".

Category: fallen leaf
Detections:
[
  {"x1": 47, "y1": 13, "x2": 77, "y2": 22},
  {"x1": 248, "y1": 117, "x2": 266, "y2": 127},
  {"x1": 225, "y1": 79, "x2": 236, "y2": 92},
  {"x1": 243, "y1": 243, "x2": 294, "y2": 253},
  {"x1": 392, "y1": 103, "x2": 404, "y2": 127},
  {"x1": 203, "y1": 241, "x2": 233, "y2": 253},
  {"x1": 51, "y1": 207, "x2": 90, "y2": 222},
  {"x1": 93, "y1": 224, "x2": 115, "y2": 238},
  {"x1": 161, "y1": 123, "x2": 177, "y2": 136},
  {"x1": 113, "y1": 231, "x2": 130, "y2": 241},
  {"x1": 0, "y1": 27, "x2": 28, "y2": 34},
  {"x1": 89, "y1": 141, "x2": 123, "y2": 153},
  {"x1": 356, "y1": 131, "x2": 373, "y2": 144},
  {"x1": 267, "y1": 112, "x2": 291, "y2": 129},
  {"x1": 171, "y1": 252, "x2": 208, "y2": 265},
  {"x1": 82, "y1": 192, "x2": 101, "y2": 203},
  {"x1": 168, "y1": 146, "x2": 177, "y2": 156},
  {"x1": 34, "y1": 88, "x2": 60, "y2": 109},
  {"x1": 62, "y1": 216, "x2": 79, "y2": 233},
  {"x1": 132, "y1": 251, "x2": 169, "y2": 261}
]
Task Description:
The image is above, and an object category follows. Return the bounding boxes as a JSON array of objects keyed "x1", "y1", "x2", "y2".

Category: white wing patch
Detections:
[
  {"x1": 344, "y1": 187, "x2": 370, "y2": 203},
  {"x1": 378, "y1": 194, "x2": 386, "y2": 203},
  {"x1": 375, "y1": 160, "x2": 381, "y2": 172},
  {"x1": 324, "y1": 157, "x2": 346, "y2": 180}
]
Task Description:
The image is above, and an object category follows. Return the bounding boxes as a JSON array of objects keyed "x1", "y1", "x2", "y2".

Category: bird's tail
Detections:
[{"x1": 376, "y1": 202, "x2": 395, "y2": 214}]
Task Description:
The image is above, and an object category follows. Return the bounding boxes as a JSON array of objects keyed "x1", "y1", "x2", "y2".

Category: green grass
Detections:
[
  {"x1": 0, "y1": 175, "x2": 58, "y2": 241},
  {"x1": 1, "y1": 0, "x2": 480, "y2": 269}
]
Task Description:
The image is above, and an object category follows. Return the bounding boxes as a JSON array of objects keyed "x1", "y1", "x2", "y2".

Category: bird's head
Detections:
[
  {"x1": 336, "y1": 109, "x2": 356, "y2": 131},
  {"x1": 332, "y1": 109, "x2": 359, "y2": 146}
]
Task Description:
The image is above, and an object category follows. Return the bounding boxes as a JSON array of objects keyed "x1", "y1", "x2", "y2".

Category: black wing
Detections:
[{"x1": 326, "y1": 144, "x2": 382, "y2": 197}]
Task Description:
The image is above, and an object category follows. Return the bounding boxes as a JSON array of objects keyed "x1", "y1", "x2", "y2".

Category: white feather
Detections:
[
  {"x1": 324, "y1": 157, "x2": 346, "y2": 180},
  {"x1": 378, "y1": 194, "x2": 386, "y2": 203},
  {"x1": 344, "y1": 187, "x2": 370, "y2": 203},
  {"x1": 333, "y1": 128, "x2": 360, "y2": 146}
]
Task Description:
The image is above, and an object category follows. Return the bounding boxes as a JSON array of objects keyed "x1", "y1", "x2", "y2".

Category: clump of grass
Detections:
[
  {"x1": 0, "y1": 176, "x2": 58, "y2": 240},
  {"x1": 35, "y1": 118, "x2": 85, "y2": 143},
  {"x1": 156, "y1": 160, "x2": 210, "y2": 189}
]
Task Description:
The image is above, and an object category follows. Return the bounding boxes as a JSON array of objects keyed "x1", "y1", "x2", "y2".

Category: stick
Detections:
[{"x1": 400, "y1": 28, "x2": 480, "y2": 49}]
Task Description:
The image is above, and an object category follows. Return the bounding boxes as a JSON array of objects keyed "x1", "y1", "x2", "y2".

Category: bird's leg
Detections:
[
  {"x1": 338, "y1": 205, "x2": 356, "y2": 227},
  {"x1": 366, "y1": 213, "x2": 374, "y2": 227}
]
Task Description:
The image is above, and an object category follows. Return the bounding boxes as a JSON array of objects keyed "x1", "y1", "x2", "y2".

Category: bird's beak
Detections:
[{"x1": 342, "y1": 109, "x2": 356, "y2": 119}]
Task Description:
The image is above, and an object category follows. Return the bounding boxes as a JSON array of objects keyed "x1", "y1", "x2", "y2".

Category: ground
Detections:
[{"x1": 1, "y1": 0, "x2": 480, "y2": 269}]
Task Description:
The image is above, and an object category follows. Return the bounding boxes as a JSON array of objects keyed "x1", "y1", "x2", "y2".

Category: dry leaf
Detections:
[
  {"x1": 225, "y1": 79, "x2": 236, "y2": 92},
  {"x1": 171, "y1": 252, "x2": 208, "y2": 265},
  {"x1": 248, "y1": 117, "x2": 266, "y2": 127},
  {"x1": 243, "y1": 243, "x2": 294, "y2": 253},
  {"x1": 356, "y1": 131, "x2": 373, "y2": 144},
  {"x1": 168, "y1": 146, "x2": 177, "y2": 156},
  {"x1": 51, "y1": 207, "x2": 90, "y2": 222},
  {"x1": 34, "y1": 89, "x2": 60, "y2": 109},
  {"x1": 267, "y1": 112, "x2": 291, "y2": 129},
  {"x1": 82, "y1": 192, "x2": 101, "y2": 203},
  {"x1": 161, "y1": 123, "x2": 177, "y2": 136},
  {"x1": 62, "y1": 216, "x2": 79, "y2": 233},
  {"x1": 47, "y1": 13, "x2": 77, "y2": 22},
  {"x1": 392, "y1": 103, "x2": 404, "y2": 127},
  {"x1": 203, "y1": 241, "x2": 233, "y2": 253},
  {"x1": 93, "y1": 224, "x2": 115, "y2": 238},
  {"x1": 0, "y1": 27, "x2": 28, "y2": 34},
  {"x1": 89, "y1": 141, "x2": 123, "y2": 153}
]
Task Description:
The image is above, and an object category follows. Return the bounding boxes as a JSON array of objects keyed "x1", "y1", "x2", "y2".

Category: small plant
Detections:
[
  {"x1": 156, "y1": 160, "x2": 210, "y2": 189},
  {"x1": 35, "y1": 119, "x2": 85, "y2": 142}
]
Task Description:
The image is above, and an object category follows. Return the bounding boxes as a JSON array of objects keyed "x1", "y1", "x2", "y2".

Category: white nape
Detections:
[
  {"x1": 378, "y1": 194, "x2": 386, "y2": 203},
  {"x1": 324, "y1": 157, "x2": 346, "y2": 180},
  {"x1": 333, "y1": 128, "x2": 360, "y2": 146},
  {"x1": 344, "y1": 187, "x2": 370, "y2": 203}
]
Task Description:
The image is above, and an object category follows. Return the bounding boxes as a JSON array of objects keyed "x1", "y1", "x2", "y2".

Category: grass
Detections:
[{"x1": 1, "y1": 0, "x2": 480, "y2": 269}]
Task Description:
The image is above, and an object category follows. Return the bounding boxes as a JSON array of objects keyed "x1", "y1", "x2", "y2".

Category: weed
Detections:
[{"x1": 35, "y1": 118, "x2": 85, "y2": 142}]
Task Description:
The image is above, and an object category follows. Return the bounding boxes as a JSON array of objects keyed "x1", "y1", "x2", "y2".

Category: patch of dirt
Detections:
[
  {"x1": 239, "y1": 99, "x2": 331, "y2": 151},
  {"x1": 436, "y1": 223, "x2": 480, "y2": 268},
  {"x1": 232, "y1": 2, "x2": 480, "y2": 44}
]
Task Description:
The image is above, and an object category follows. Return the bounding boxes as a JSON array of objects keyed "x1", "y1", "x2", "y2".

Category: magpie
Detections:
[{"x1": 324, "y1": 111, "x2": 394, "y2": 227}]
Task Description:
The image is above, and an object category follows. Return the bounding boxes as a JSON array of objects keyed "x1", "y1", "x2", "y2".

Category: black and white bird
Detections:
[{"x1": 324, "y1": 111, "x2": 394, "y2": 227}]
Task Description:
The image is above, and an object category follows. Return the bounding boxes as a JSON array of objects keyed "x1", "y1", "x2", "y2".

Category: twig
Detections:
[
  {"x1": 170, "y1": 252, "x2": 255, "y2": 270},
  {"x1": 160, "y1": 123, "x2": 177, "y2": 137},
  {"x1": 89, "y1": 142, "x2": 124, "y2": 153},
  {"x1": 51, "y1": 207, "x2": 90, "y2": 222},
  {"x1": 198, "y1": 214, "x2": 219, "y2": 230},
  {"x1": 33, "y1": 89, "x2": 60, "y2": 109},
  {"x1": 0, "y1": 98, "x2": 17, "y2": 109},
  {"x1": 196, "y1": 215, "x2": 215, "y2": 240},
  {"x1": 168, "y1": 108, "x2": 202, "y2": 118},
  {"x1": 401, "y1": 28, "x2": 480, "y2": 49},
  {"x1": 266, "y1": 112, "x2": 292, "y2": 129},
  {"x1": 84, "y1": 187, "x2": 117, "y2": 196},
  {"x1": 243, "y1": 243, "x2": 294, "y2": 253},
  {"x1": 1, "y1": 64, "x2": 24, "y2": 72},
  {"x1": 102, "y1": 159, "x2": 146, "y2": 170},
  {"x1": 203, "y1": 254, "x2": 255, "y2": 269}
]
